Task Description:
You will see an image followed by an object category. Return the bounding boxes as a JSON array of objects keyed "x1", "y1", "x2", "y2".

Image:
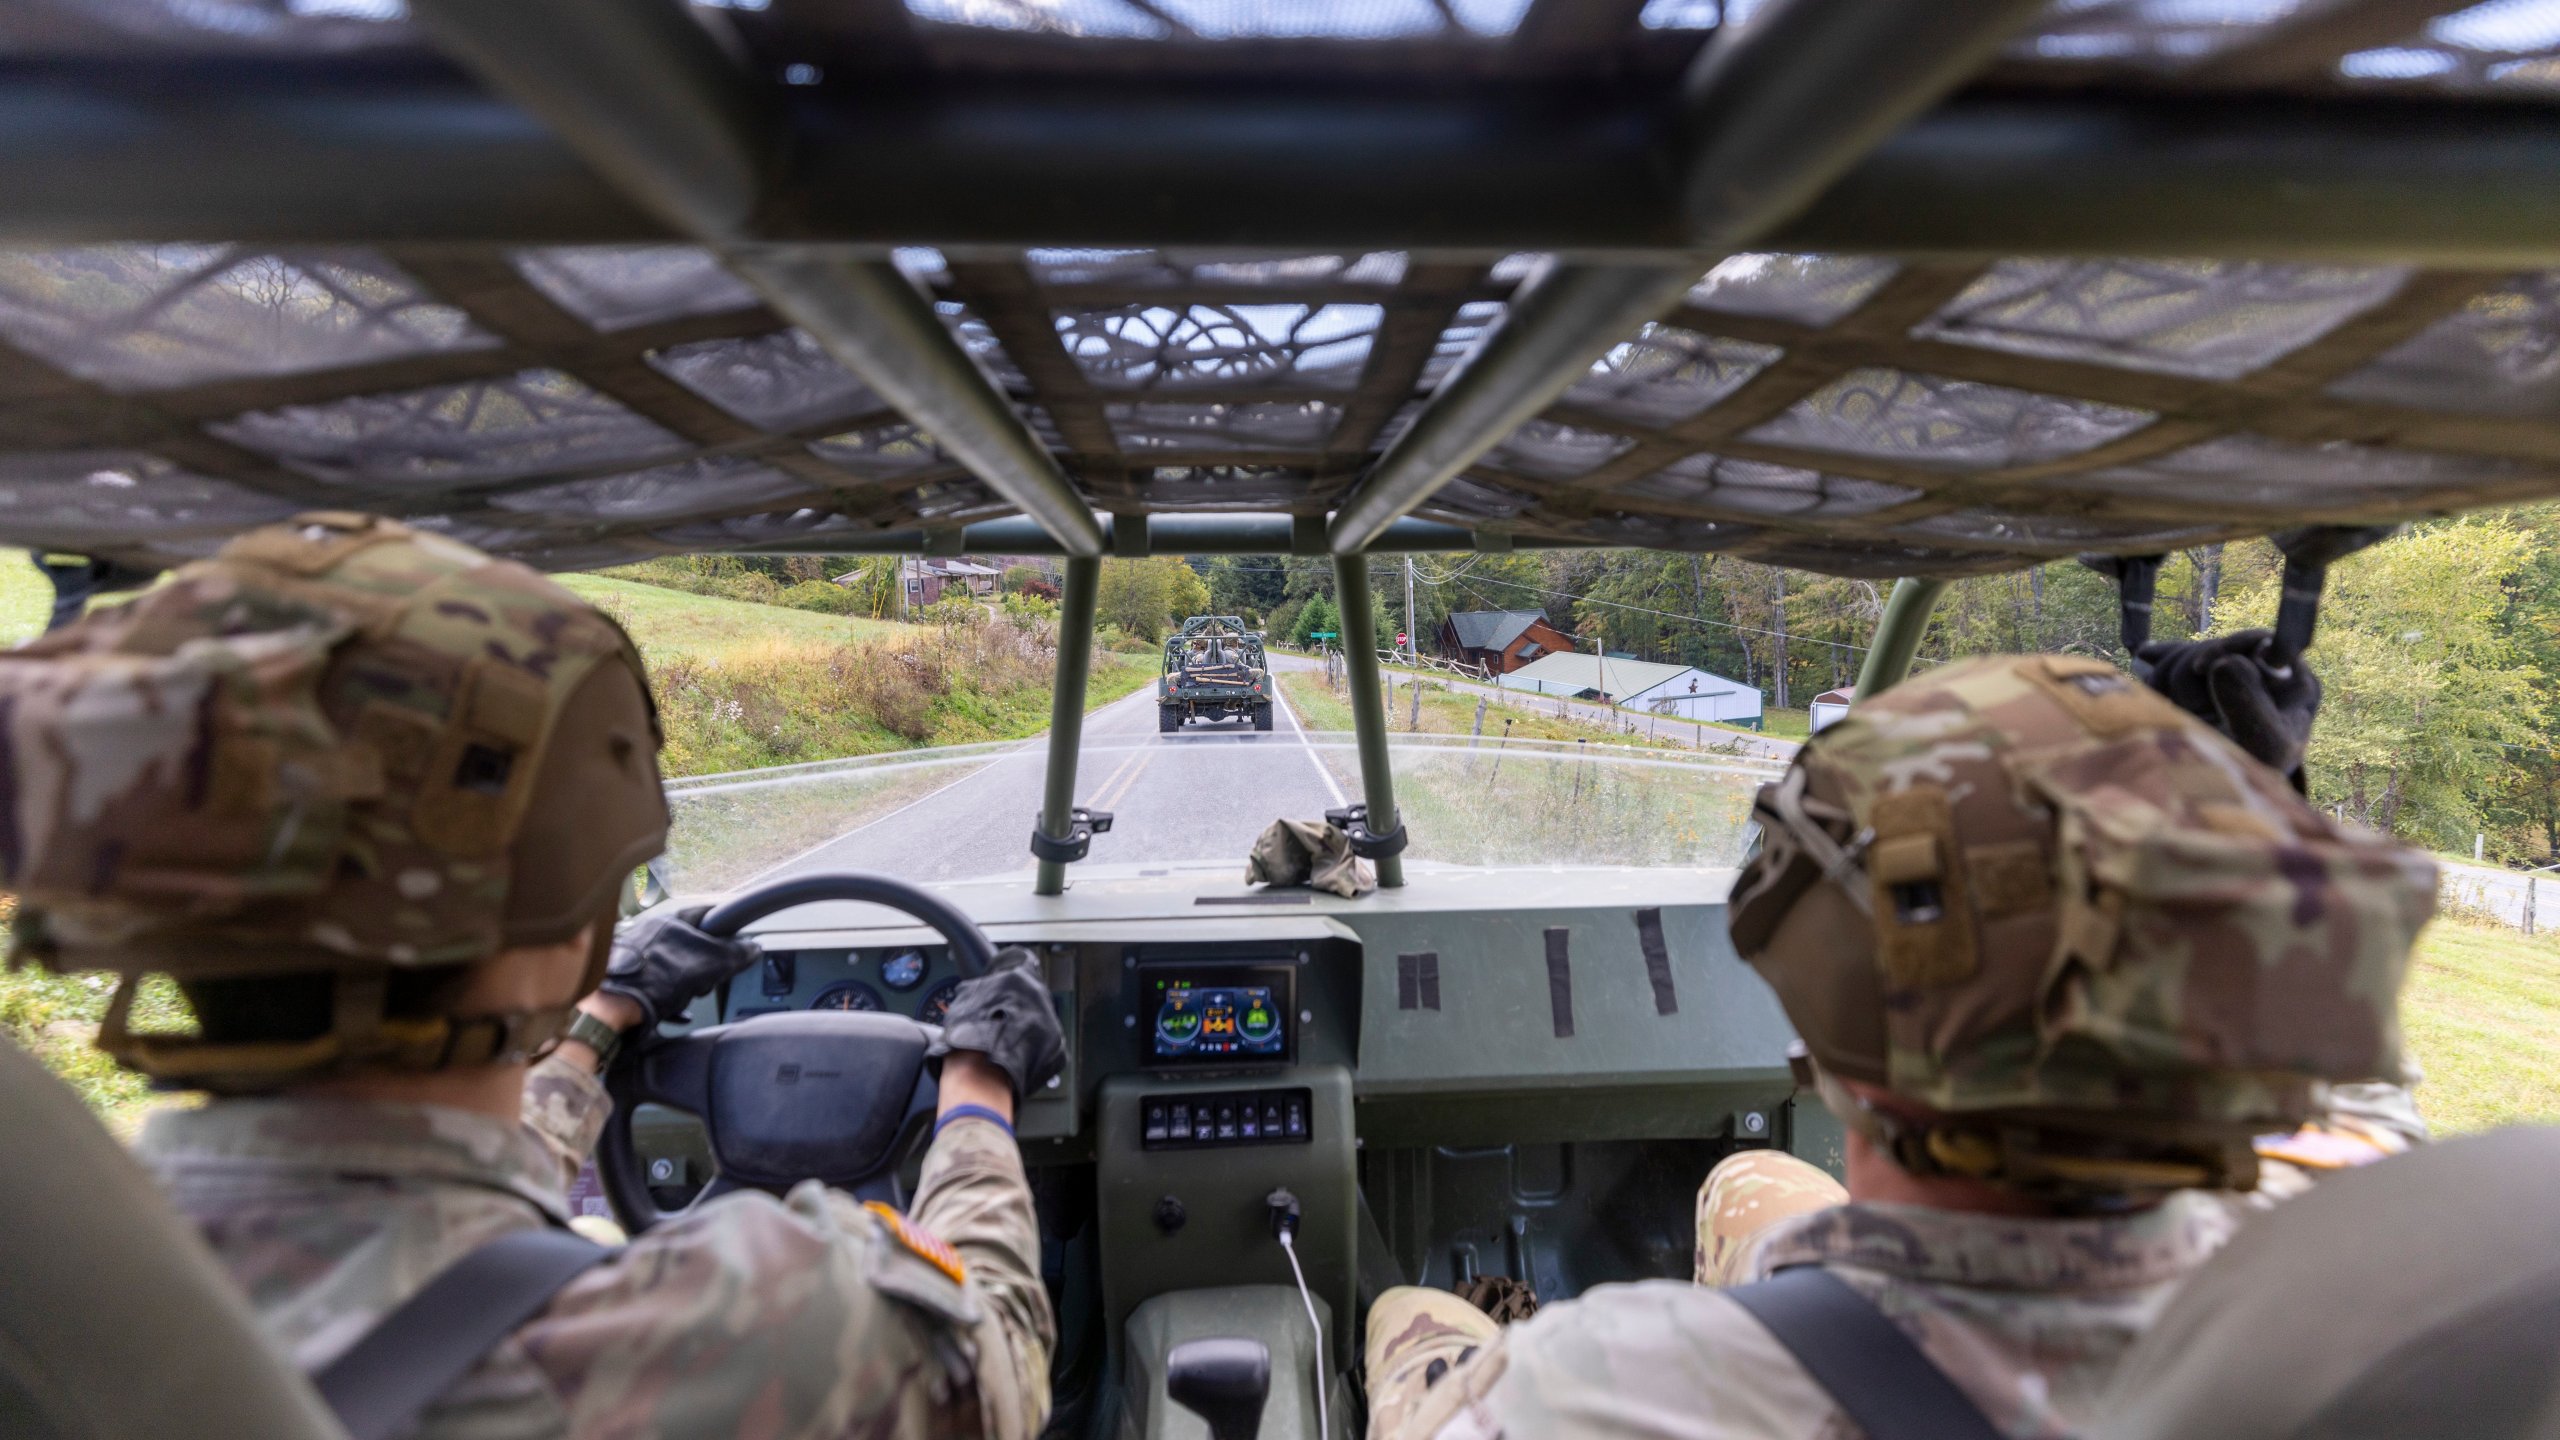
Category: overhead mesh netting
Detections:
[{"x1": 5, "y1": 0, "x2": 2560, "y2": 578}]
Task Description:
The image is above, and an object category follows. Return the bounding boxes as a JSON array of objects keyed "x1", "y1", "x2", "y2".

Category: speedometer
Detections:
[
  {"x1": 810, "y1": 981, "x2": 884, "y2": 1012},
  {"x1": 917, "y1": 978, "x2": 962, "y2": 1026},
  {"x1": 880, "y1": 948, "x2": 929, "y2": 991}
]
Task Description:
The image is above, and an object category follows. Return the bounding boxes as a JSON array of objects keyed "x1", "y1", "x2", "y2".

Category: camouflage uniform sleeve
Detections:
[
  {"x1": 907, "y1": 1115, "x2": 1055, "y2": 1440},
  {"x1": 507, "y1": 1140, "x2": 1051, "y2": 1440},
  {"x1": 518, "y1": 1053, "x2": 611, "y2": 1192}
]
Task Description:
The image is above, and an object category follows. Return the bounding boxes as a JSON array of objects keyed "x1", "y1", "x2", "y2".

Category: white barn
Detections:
[{"x1": 1498, "y1": 652, "x2": 1765, "y2": 726}]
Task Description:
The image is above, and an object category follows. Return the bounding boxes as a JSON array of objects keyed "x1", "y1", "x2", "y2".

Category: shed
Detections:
[
  {"x1": 1499, "y1": 652, "x2": 1764, "y2": 726},
  {"x1": 1809, "y1": 687, "x2": 1855, "y2": 733}
]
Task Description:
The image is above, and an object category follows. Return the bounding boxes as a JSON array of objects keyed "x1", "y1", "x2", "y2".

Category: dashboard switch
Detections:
[{"x1": 1140, "y1": 1088, "x2": 1314, "y2": 1151}]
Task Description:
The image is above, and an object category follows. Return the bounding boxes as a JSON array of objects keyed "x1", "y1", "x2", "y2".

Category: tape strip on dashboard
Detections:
[
  {"x1": 1397, "y1": 952, "x2": 1441, "y2": 1011},
  {"x1": 1635, "y1": 908, "x2": 1678, "y2": 1016},
  {"x1": 1543, "y1": 928, "x2": 1574, "y2": 1038}
]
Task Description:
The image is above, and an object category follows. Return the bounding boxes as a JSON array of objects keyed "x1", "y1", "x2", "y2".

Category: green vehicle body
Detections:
[{"x1": 1158, "y1": 615, "x2": 1273, "y2": 731}]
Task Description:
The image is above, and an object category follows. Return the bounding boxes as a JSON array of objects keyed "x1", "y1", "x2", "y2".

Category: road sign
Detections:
[
  {"x1": 1310, "y1": 631, "x2": 1338, "y2": 640},
  {"x1": 1396, "y1": 632, "x2": 1408, "y2": 645}
]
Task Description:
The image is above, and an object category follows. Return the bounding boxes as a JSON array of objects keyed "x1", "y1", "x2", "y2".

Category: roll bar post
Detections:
[
  {"x1": 1034, "y1": 555, "x2": 1103, "y2": 896},
  {"x1": 1332, "y1": 555, "x2": 1406, "y2": 889},
  {"x1": 1854, "y1": 577, "x2": 1947, "y2": 698}
]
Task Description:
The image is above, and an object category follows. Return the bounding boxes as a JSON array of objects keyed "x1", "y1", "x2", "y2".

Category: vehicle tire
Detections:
[
  {"x1": 1253, "y1": 703, "x2": 1274, "y2": 732},
  {"x1": 1159, "y1": 706, "x2": 1181, "y2": 733}
]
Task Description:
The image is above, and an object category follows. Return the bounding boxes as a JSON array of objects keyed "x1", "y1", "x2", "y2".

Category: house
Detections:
[
  {"x1": 1808, "y1": 687, "x2": 1855, "y2": 733},
  {"x1": 1499, "y1": 652, "x2": 1765, "y2": 727},
  {"x1": 927, "y1": 559, "x2": 1003, "y2": 597},
  {"x1": 831, "y1": 556, "x2": 1005, "y2": 609},
  {"x1": 1439, "y1": 609, "x2": 1576, "y2": 675}
]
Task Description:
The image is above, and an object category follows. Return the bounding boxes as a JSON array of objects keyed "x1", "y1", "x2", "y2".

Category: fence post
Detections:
[
  {"x1": 1471, "y1": 696, "x2": 1488, "y2": 746},
  {"x1": 2529, "y1": 875, "x2": 2538, "y2": 936}
]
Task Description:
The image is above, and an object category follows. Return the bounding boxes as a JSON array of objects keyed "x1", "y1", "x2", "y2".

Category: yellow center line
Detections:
[{"x1": 1094, "y1": 746, "x2": 1156, "y2": 811}]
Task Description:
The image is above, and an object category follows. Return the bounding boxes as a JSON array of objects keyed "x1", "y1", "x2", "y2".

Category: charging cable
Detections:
[{"x1": 1267, "y1": 1189, "x2": 1329, "y2": 1440}]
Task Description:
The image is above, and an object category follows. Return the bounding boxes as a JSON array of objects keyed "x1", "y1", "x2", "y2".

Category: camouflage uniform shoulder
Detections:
[{"x1": 1388, "y1": 1282, "x2": 1832, "y2": 1440}]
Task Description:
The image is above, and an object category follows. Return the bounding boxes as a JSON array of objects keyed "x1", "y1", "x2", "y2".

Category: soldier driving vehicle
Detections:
[
  {"x1": 6, "y1": 2, "x2": 2560, "y2": 1439},
  {"x1": 2, "y1": 516, "x2": 1064, "y2": 1440}
]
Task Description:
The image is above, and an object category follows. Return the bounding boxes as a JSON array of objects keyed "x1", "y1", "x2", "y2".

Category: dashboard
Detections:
[{"x1": 724, "y1": 945, "x2": 969, "y2": 1027}]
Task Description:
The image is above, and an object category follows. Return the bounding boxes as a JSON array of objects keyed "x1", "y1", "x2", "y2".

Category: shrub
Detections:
[
  {"x1": 1001, "y1": 590, "x2": 1058, "y2": 625},
  {"x1": 777, "y1": 579, "x2": 862, "y2": 615},
  {"x1": 919, "y1": 595, "x2": 987, "y2": 627},
  {"x1": 1003, "y1": 565, "x2": 1059, "y2": 600}
]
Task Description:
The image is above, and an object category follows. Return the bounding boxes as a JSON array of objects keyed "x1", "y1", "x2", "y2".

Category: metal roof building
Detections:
[{"x1": 1498, "y1": 651, "x2": 1763, "y2": 725}]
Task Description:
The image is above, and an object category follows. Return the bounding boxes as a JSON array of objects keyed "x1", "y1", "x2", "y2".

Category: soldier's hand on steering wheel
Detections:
[
  {"x1": 926, "y1": 947, "x2": 1066, "y2": 1097},
  {"x1": 600, "y1": 904, "x2": 766, "y2": 1031}
]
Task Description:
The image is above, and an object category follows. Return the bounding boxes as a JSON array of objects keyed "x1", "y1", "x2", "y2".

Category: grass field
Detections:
[
  {"x1": 1, "y1": 553, "x2": 52, "y2": 645},
  {"x1": 2400, "y1": 920, "x2": 2560, "y2": 1133},
  {"x1": 555, "y1": 573, "x2": 912, "y2": 659},
  {"x1": 1279, "y1": 668, "x2": 1761, "y2": 756}
]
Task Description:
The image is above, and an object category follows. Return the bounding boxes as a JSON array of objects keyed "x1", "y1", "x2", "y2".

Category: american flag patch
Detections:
[{"x1": 865, "y1": 1200, "x2": 967, "y2": 1285}]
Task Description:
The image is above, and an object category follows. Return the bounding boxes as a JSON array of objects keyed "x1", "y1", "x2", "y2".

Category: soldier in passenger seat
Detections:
[{"x1": 1366, "y1": 647, "x2": 2439, "y2": 1440}]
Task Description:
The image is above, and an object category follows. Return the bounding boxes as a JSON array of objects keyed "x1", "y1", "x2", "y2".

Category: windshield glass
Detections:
[{"x1": 658, "y1": 646, "x2": 1785, "y2": 894}]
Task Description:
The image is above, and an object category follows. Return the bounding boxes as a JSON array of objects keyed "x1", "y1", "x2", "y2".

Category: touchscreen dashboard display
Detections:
[{"x1": 1143, "y1": 964, "x2": 1293, "y2": 1064}]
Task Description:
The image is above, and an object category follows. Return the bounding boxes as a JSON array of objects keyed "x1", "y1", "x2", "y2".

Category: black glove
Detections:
[
  {"x1": 2135, "y1": 629, "x2": 2321, "y2": 787},
  {"x1": 926, "y1": 947, "x2": 1066, "y2": 1097},
  {"x1": 599, "y1": 905, "x2": 763, "y2": 1030}
]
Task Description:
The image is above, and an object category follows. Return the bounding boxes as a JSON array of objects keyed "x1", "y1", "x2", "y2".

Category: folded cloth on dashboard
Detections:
[{"x1": 1246, "y1": 818, "x2": 1374, "y2": 898}]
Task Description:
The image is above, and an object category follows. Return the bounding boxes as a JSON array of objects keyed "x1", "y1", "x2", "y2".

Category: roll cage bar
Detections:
[{"x1": 19, "y1": 0, "x2": 2557, "y2": 892}]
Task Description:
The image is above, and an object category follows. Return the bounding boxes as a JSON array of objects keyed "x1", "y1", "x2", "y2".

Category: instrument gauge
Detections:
[
  {"x1": 918, "y1": 978, "x2": 963, "y2": 1026},
  {"x1": 810, "y1": 981, "x2": 884, "y2": 1012},
  {"x1": 880, "y1": 948, "x2": 929, "y2": 991}
]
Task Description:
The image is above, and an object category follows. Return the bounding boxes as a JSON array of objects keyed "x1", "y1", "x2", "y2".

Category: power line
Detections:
[
  {"x1": 1203, "y1": 556, "x2": 1865, "y2": 652},
  {"x1": 1442, "y1": 570, "x2": 1869, "y2": 654}
]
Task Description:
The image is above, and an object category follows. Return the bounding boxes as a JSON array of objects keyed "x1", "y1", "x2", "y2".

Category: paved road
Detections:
[
  {"x1": 2440, "y1": 858, "x2": 2560, "y2": 932},
  {"x1": 1272, "y1": 650, "x2": 1801, "y2": 763},
  {"x1": 759, "y1": 679, "x2": 1351, "y2": 885}
]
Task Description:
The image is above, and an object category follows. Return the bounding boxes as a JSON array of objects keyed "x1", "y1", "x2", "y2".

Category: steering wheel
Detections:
[{"x1": 596, "y1": 873, "x2": 997, "y2": 1233}]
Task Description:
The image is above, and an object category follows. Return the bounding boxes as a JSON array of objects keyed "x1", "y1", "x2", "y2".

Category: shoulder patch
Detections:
[
  {"x1": 866, "y1": 1200, "x2": 968, "y2": 1284},
  {"x1": 862, "y1": 1202, "x2": 983, "y2": 1328}
]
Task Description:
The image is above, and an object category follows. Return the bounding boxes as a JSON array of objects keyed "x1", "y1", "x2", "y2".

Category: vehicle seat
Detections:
[
  {"x1": 0, "y1": 1038, "x2": 345, "y2": 1440},
  {"x1": 2095, "y1": 1125, "x2": 2560, "y2": 1440}
]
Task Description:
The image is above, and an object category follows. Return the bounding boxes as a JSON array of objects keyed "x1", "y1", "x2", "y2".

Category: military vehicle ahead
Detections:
[
  {"x1": 1160, "y1": 616, "x2": 1273, "y2": 732},
  {"x1": 1, "y1": 2, "x2": 2555, "y2": 1438}
]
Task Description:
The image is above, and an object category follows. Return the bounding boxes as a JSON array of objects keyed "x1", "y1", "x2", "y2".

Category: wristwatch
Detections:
[{"x1": 564, "y1": 1009, "x2": 625, "y2": 1073}]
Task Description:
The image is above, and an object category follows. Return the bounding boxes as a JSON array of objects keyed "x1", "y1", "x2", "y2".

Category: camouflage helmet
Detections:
[
  {"x1": 1, "y1": 514, "x2": 669, "y2": 1087},
  {"x1": 1728, "y1": 654, "x2": 2435, "y2": 1199}
]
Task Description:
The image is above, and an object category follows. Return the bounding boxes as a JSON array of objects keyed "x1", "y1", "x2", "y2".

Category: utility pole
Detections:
[{"x1": 1404, "y1": 554, "x2": 1419, "y2": 664}]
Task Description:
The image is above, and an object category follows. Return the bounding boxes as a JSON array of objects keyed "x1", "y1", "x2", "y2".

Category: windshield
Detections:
[{"x1": 659, "y1": 645, "x2": 1784, "y2": 894}]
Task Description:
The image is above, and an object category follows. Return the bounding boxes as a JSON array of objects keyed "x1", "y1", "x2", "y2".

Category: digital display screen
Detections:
[{"x1": 1143, "y1": 964, "x2": 1293, "y2": 1066}]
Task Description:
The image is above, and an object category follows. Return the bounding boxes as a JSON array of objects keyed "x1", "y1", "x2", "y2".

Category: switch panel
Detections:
[{"x1": 1140, "y1": 1087, "x2": 1313, "y2": 1151}]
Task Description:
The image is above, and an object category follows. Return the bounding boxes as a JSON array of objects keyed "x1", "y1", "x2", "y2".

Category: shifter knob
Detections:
[{"x1": 1166, "y1": 1337, "x2": 1272, "y2": 1440}]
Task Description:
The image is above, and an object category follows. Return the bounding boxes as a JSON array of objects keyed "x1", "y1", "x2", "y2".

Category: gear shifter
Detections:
[{"x1": 1166, "y1": 1338, "x2": 1272, "y2": 1440}]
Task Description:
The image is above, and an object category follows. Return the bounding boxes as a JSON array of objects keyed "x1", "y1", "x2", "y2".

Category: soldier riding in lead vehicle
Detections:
[{"x1": 1160, "y1": 616, "x2": 1273, "y2": 733}]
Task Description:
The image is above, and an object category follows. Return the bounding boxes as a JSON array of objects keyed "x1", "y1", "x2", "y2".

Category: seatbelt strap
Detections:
[
  {"x1": 1724, "y1": 1266, "x2": 2005, "y2": 1440},
  {"x1": 312, "y1": 1227, "x2": 610, "y2": 1440}
]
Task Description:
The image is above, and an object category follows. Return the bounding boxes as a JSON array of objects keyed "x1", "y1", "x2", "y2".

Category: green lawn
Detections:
[
  {"x1": 2402, "y1": 920, "x2": 2560, "y2": 1134},
  {"x1": 555, "y1": 573, "x2": 913, "y2": 660},
  {"x1": 0, "y1": 552, "x2": 54, "y2": 646}
]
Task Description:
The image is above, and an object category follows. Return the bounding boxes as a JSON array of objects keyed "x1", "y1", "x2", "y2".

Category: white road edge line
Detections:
[
  {"x1": 737, "y1": 686, "x2": 1157, "y2": 886},
  {"x1": 1272, "y1": 678, "x2": 1349, "y2": 809}
]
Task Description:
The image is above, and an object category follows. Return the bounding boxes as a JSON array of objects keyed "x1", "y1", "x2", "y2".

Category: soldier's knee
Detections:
[{"x1": 1694, "y1": 1149, "x2": 1849, "y2": 1287}]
